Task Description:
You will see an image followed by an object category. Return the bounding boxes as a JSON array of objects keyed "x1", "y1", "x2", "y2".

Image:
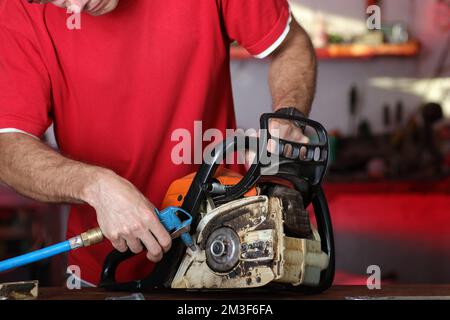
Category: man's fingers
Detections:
[
  {"x1": 271, "y1": 119, "x2": 304, "y2": 141},
  {"x1": 111, "y1": 238, "x2": 127, "y2": 253},
  {"x1": 289, "y1": 126, "x2": 305, "y2": 142},
  {"x1": 31, "y1": 0, "x2": 88, "y2": 13},
  {"x1": 137, "y1": 231, "x2": 164, "y2": 262},
  {"x1": 268, "y1": 119, "x2": 310, "y2": 158},
  {"x1": 28, "y1": 0, "x2": 85, "y2": 13},
  {"x1": 65, "y1": 0, "x2": 88, "y2": 13},
  {"x1": 143, "y1": 211, "x2": 172, "y2": 253},
  {"x1": 123, "y1": 236, "x2": 143, "y2": 254},
  {"x1": 85, "y1": 0, "x2": 118, "y2": 16},
  {"x1": 84, "y1": 0, "x2": 102, "y2": 13}
]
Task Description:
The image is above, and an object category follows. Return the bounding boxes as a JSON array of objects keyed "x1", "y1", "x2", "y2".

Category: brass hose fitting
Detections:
[{"x1": 80, "y1": 228, "x2": 104, "y2": 247}]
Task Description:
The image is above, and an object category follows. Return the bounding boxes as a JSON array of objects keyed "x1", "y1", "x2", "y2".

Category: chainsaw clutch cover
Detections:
[{"x1": 171, "y1": 194, "x2": 329, "y2": 289}]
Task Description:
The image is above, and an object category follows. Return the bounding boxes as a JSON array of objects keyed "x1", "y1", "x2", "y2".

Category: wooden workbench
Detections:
[{"x1": 37, "y1": 285, "x2": 450, "y2": 300}]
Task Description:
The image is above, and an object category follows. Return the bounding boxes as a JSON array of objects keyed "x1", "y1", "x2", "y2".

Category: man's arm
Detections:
[
  {"x1": 0, "y1": 133, "x2": 97, "y2": 203},
  {"x1": 0, "y1": 133, "x2": 171, "y2": 261},
  {"x1": 269, "y1": 20, "x2": 317, "y2": 115}
]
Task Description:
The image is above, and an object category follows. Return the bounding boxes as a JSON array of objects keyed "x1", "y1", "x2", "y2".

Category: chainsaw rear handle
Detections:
[
  {"x1": 301, "y1": 186, "x2": 335, "y2": 293},
  {"x1": 100, "y1": 113, "x2": 334, "y2": 291}
]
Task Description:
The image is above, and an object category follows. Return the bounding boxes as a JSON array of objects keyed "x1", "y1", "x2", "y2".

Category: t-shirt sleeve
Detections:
[
  {"x1": 220, "y1": 0, "x2": 292, "y2": 59},
  {"x1": 0, "y1": 25, "x2": 52, "y2": 138}
]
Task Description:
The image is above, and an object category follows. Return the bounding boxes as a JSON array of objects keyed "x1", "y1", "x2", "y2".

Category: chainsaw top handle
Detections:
[
  {"x1": 99, "y1": 112, "x2": 333, "y2": 292},
  {"x1": 211, "y1": 113, "x2": 329, "y2": 207}
]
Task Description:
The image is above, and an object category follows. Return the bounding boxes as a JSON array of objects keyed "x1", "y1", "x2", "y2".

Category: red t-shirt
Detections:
[{"x1": 0, "y1": 0, "x2": 291, "y2": 285}]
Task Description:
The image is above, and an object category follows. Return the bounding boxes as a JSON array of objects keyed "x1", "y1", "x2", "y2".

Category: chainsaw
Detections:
[{"x1": 99, "y1": 111, "x2": 335, "y2": 293}]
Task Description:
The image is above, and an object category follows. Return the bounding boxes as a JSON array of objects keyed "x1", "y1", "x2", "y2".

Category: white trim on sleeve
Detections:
[
  {"x1": 0, "y1": 128, "x2": 38, "y2": 139},
  {"x1": 254, "y1": 14, "x2": 293, "y2": 59}
]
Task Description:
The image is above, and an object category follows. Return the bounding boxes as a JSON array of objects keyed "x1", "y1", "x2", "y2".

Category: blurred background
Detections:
[
  {"x1": 1, "y1": 0, "x2": 449, "y2": 286},
  {"x1": 233, "y1": 0, "x2": 450, "y2": 285}
]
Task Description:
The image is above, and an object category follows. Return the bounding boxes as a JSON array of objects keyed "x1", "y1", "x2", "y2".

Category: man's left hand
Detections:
[{"x1": 268, "y1": 118, "x2": 309, "y2": 158}]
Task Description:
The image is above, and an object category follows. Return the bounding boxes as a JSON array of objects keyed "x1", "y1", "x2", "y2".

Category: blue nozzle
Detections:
[{"x1": 155, "y1": 207, "x2": 195, "y2": 249}]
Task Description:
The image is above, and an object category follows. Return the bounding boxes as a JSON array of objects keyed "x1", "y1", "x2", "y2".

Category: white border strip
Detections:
[
  {"x1": 0, "y1": 128, "x2": 38, "y2": 139},
  {"x1": 254, "y1": 13, "x2": 293, "y2": 59}
]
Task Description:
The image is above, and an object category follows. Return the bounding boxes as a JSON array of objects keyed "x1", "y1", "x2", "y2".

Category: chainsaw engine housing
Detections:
[{"x1": 171, "y1": 194, "x2": 329, "y2": 289}]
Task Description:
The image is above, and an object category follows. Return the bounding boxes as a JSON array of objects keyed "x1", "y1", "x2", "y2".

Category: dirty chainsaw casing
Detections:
[
  {"x1": 171, "y1": 195, "x2": 328, "y2": 289},
  {"x1": 100, "y1": 112, "x2": 335, "y2": 293}
]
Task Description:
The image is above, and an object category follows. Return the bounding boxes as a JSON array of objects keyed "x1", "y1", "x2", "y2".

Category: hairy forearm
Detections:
[
  {"x1": 0, "y1": 133, "x2": 108, "y2": 204},
  {"x1": 269, "y1": 20, "x2": 317, "y2": 116},
  {"x1": 0, "y1": 132, "x2": 171, "y2": 259}
]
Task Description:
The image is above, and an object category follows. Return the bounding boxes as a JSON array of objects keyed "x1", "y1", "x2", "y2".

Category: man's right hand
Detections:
[
  {"x1": 0, "y1": 133, "x2": 171, "y2": 263},
  {"x1": 83, "y1": 169, "x2": 172, "y2": 262}
]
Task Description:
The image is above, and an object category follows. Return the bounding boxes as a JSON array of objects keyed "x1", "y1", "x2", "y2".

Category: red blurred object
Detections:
[
  {"x1": 366, "y1": 0, "x2": 380, "y2": 9},
  {"x1": 434, "y1": 0, "x2": 450, "y2": 31},
  {"x1": 334, "y1": 270, "x2": 368, "y2": 285},
  {"x1": 325, "y1": 179, "x2": 450, "y2": 252},
  {"x1": 231, "y1": 42, "x2": 420, "y2": 60},
  {"x1": 444, "y1": 154, "x2": 450, "y2": 169},
  {"x1": 323, "y1": 178, "x2": 450, "y2": 284}
]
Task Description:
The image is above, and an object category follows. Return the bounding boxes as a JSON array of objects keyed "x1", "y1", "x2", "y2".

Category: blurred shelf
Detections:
[
  {"x1": 230, "y1": 41, "x2": 420, "y2": 60},
  {"x1": 317, "y1": 41, "x2": 421, "y2": 59}
]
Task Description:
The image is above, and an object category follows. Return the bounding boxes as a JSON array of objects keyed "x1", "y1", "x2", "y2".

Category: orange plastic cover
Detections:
[{"x1": 161, "y1": 167, "x2": 257, "y2": 208}]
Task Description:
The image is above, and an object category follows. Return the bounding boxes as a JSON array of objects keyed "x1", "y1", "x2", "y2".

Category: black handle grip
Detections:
[
  {"x1": 100, "y1": 237, "x2": 186, "y2": 291},
  {"x1": 300, "y1": 186, "x2": 335, "y2": 293},
  {"x1": 100, "y1": 249, "x2": 142, "y2": 291}
]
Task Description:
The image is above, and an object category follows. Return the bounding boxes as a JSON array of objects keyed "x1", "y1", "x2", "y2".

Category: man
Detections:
[{"x1": 0, "y1": 0, "x2": 317, "y2": 285}]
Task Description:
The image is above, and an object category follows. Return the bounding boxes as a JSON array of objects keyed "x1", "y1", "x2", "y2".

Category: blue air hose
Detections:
[
  {"x1": 0, "y1": 206, "x2": 195, "y2": 273},
  {"x1": 0, "y1": 228, "x2": 104, "y2": 273},
  {"x1": 0, "y1": 241, "x2": 72, "y2": 272}
]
